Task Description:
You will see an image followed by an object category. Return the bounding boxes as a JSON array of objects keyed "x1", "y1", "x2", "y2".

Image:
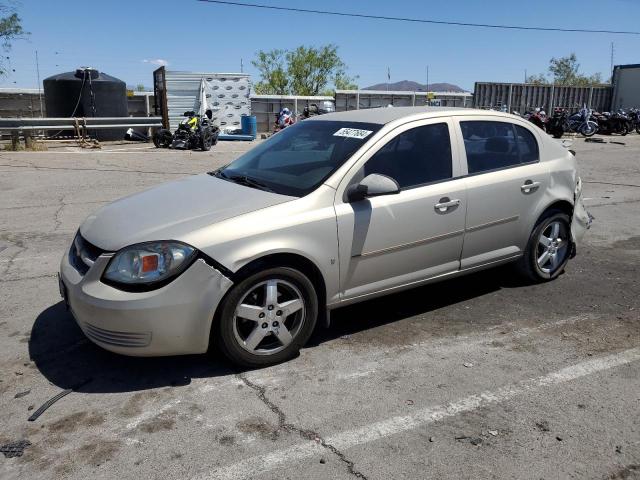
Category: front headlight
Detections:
[{"x1": 103, "y1": 241, "x2": 196, "y2": 289}]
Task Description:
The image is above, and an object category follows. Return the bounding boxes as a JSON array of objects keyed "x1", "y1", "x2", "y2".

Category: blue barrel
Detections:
[{"x1": 241, "y1": 115, "x2": 257, "y2": 138}]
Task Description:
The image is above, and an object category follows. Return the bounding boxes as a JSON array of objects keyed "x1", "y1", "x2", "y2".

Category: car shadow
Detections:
[
  {"x1": 30, "y1": 264, "x2": 525, "y2": 394},
  {"x1": 308, "y1": 264, "x2": 526, "y2": 346},
  {"x1": 29, "y1": 302, "x2": 236, "y2": 394}
]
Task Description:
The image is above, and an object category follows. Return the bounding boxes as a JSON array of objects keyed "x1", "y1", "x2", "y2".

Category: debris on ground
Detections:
[
  {"x1": 488, "y1": 430, "x2": 498, "y2": 436},
  {"x1": 429, "y1": 436, "x2": 435, "y2": 442},
  {"x1": 319, "y1": 457, "x2": 327, "y2": 464},
  {"x1": 535, "y1": 420, "x2": 550, "y2": 432},
  {"x1": 470, "y1": 437, "x2": 483, "y2": 446},
  {"x1": 463, "y1": 362, "x2": 474, "y2": 368},
  {"x1": 14, "y1": 390, "x2": 30, "y2": 399},
  {"x1": 406, "y1": 399, "x2": 414, "y2": 406},
  {"x1": 0, "y1": 440, "x2": 31, "y2": 458},
  {"x1": 27, "y1": 378, "x2": 92, "y2": 422},
  {"x1": 585, "y1": 138, "x2": 605, "y2": 143},
  {"x1": 556, "y1": 436, "x2": 563, "y2": 442},
  {"x1": 615, "y1": 445, "x2": 622, "y2": 454},
  {"x1": 27, "y1": 389, "x2": 72, "y2": 422}
]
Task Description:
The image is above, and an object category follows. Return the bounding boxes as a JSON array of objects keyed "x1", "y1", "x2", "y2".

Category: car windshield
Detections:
[{"x1": 213, "y1": 120, "x2": 382, "y2": 197}]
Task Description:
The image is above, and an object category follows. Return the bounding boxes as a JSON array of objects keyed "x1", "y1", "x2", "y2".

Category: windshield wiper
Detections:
[{"x1": 214, "y1": 170, "x2": 274, "y2": 193}]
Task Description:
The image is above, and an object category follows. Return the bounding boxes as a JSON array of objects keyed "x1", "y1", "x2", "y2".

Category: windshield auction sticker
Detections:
[{"x1": 333, "y1": 128, "x2": 373, "y2": 139}]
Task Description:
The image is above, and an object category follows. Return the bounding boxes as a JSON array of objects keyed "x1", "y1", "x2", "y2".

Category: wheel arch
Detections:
[
  {"x1": 210, "y1": 252, "x2": 328, "y2": 344},
  {"x1": 539, "y1": 199, "x2": 574, "y2": 219},
  {"x1": 232, "y1": 252, "x2": 327, "y2": 307}
]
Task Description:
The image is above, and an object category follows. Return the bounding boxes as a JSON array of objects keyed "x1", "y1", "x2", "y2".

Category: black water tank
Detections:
[{"x1": 43, "y1": 67, "x2": 128, "y2": 141}]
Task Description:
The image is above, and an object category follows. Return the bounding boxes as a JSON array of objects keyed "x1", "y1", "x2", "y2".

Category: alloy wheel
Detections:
[
  {"x1": 232, "y1": 279, "x2": 306, "y2": 355},
  {"x1": 536, "y1": 220, "x2": 569, "y2": 274}
]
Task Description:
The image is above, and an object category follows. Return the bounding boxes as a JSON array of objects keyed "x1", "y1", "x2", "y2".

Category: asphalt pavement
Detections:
[{"x1": 0, "y1": 135, "x2": 638, "y2": 479}]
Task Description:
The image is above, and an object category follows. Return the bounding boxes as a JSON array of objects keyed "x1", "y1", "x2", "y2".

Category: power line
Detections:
[{"x1": 197, "y1": 0, "x2": 640, "y2": 35}]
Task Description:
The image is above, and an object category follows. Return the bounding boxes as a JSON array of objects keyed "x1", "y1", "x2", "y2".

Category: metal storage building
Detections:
[
  {"x1": 611, "y1": 64, "x2": 640, "y2": 110},
  {"x1": 154, "y1": 67, "x2": 251, "y2": 131},
  {"x1": 251, "y1": 94, "x2": 334, "y2": 132},
  {"x1": 335, "y1": 90, "x2": 472, "y2": 111}
]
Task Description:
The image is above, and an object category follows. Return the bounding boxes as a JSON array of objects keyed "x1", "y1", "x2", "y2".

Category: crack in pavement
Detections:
[
  {"x1": 0, "y1": 163, "x2": 191, "y2": 176},
  {"x1": 53, "y1": 195, "x2": 66, "y2": 231},
  {"x1": 237, "y1": 372, "x2": 369, "y2": 480},
  {"x1": 0, "y1": 236, "x2": 26, "y2": 278},
  {"x1": 584, "y1": 180, "x2": 640, "y2": 188}
]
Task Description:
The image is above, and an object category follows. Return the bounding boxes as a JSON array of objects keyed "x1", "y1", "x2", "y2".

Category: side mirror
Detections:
[{"x1": 346, "y1": 173, "x2": 400, "y2": 202}]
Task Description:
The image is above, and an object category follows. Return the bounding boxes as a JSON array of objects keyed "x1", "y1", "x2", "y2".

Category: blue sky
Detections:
[{"x1": 3, "y1": 0, "x2": 639, "y2": 91}]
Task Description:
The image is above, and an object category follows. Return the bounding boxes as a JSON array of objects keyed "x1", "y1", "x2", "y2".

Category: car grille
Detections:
[
  {"x1": 69, "y1": 234, "x2": 106, "y2": 275},
  {"x1": 84, "y1": 322, "x2": 151, "y2": 348}
]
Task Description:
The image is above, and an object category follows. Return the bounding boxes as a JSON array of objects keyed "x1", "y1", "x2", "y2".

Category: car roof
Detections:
[{"x1": 309, "y1": 106, "x2": 517, "y2": 125}]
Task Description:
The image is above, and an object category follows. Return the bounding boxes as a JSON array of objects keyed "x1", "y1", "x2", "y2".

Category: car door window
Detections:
[
  {"x1": 364, "y1": 123, "x2": 452, "y2": 189},
  {"x1": 461, "y1": 121, "x2": 522, "y2": 174},
  {"x1": 514, "y1": 125, "x2": 539, "y2": 163}
]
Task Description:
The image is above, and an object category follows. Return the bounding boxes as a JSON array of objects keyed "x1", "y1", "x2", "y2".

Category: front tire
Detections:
[
  {"x1": 580, "y1": 122, "x2": 597, "y2": 137},
  {"x1": 213, "y1": 267, "x2": 318, "y2": 368},
  {"x1": 516, "y1": 211, "x2": 572, "y2": 282}
]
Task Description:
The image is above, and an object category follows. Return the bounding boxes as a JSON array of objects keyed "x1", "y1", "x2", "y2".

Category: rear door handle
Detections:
[
  {"x1": 434, "y1": 197, "x2": 461, "y2": 213},
  {"x1": 521, "y1": 180, "x2": 541, "y2": 193}
]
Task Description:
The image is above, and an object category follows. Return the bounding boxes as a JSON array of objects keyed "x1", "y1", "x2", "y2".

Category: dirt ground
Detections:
[{"x1": 0, "y1": 134, "x2": 639, "y2": 480}]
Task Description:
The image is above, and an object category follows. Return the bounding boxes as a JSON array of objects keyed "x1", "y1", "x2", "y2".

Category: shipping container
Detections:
[
  {"x1": 611, "y1": 64, "x2": 640, "y2": 110},
  {"x1": 473, "y1": 82, "x2": 612, "y2": 113}
]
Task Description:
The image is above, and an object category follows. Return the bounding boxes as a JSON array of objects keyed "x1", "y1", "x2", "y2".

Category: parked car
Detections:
[{"x1": 59, "y1": 107, "x2": 592, "y2": 367}]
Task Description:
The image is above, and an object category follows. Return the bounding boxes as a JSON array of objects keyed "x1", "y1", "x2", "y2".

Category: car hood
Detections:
[{"x1": 80, "y1": 173, "x2": 295, "y2": 251}]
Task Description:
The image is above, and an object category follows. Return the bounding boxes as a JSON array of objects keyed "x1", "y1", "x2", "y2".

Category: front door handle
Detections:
[
  {"x1": 521, "y1": 180, "x2": 541, "y2": 194},
  {"x1": 434, "y1": 197, "x2": 461, "y2": 213}
]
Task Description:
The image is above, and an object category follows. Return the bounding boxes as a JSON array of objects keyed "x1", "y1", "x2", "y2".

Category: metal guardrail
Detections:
[{"x1": 0, "y1": 117, "x2": 163, "y2": 131}]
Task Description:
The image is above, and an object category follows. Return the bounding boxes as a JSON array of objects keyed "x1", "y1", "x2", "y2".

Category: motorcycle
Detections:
[
  {"x1": 628, "y1": 108, "x2": 640, "y2": 134},
  {"x1": 524, "y1": 107, "x2": 547, "y2": 131},
  {"x1": 592, "y1": 110, "x2": 629, "y2": 136},
  {"x1": 547, "y1": 107, "x2": 597, "y2": 138},
  {"x1": 273, "y1": 108, "x2": 296, "y2": 133},
  {"x1": 153, "y1": 110, "x2": 220, "y2": 151}
]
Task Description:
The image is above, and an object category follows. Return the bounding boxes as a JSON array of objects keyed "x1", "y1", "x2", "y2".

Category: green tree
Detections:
[
  {"x1": 526, "y1": 53, "x2": 606, "y2": 86},
  {"x1": 0, "y1": 3, "x2": 27, "y2": 76},
  {"x1": 135, "y1": 83, "x2": 146, "y2": 92},
  {"x1": 253, "y1": 44, "x2": 356, "y2": 95},
  {"x1": 252, "y1": 49, "x2": 289, "y2": 95},
  {"x1": 525, "y1": 73, "x2": 548, "y2": 85}
]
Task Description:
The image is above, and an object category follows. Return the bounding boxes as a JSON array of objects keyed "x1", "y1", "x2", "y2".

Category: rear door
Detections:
[{"x1": 457, "y1": 118, "x2": 549, "y2": 268}]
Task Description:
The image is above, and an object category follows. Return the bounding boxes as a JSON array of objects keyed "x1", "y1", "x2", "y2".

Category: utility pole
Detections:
[
  {"x1": 426, "y1": 65, "x2": 429, "y2": 92},
  {"x1": 240, "y1": 58, "x2": 244, "y2": 73},
  {"x1": 524, "y1": 69, "x2": 527, "y2": 84},
  {"x1": 35, "y1": 50, "x2": 43, "y2": 117},
  {"x1": 386, "y1": 67, "x2": 390, "y2": 92},
  {"x1": 610, "y1": 42, "x2": 614, "y2": 76}
]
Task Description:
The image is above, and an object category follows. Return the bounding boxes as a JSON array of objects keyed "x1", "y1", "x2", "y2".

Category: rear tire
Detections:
[
  {"x1": 153, "y1": 129, "x2": 172, "y2": 148},
  {"x1": 515, "y1": 211, "x2": 572, "y2": 283},
  {"x1": 213, "y1": 267, "x2": 318, "y2": 368},
  {"x1": 200, "y1": 130, "x2": 212, "y2": 151}
]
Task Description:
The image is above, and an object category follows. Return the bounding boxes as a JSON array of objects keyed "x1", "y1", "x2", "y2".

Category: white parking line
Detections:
[
  {"x1": 195, "y1": 347, "x2": 640, "y2": 480},
  {"x1": 123, "y1": 399, "x2": 182, "y2": 432}
]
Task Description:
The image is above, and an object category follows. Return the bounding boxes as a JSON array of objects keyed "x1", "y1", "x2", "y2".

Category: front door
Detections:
[{"x1": 334, "y1": 119, "x2": 467, "y2": 301}]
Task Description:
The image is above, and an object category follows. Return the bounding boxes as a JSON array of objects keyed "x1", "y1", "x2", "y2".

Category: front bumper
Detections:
[{"x1": 59, "y1": 247, "x2": 233, "y2": 356}]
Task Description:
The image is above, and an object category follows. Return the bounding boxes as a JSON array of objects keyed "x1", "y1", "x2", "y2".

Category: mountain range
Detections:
[{"x1": 363, "y1": 80, "x2": 467, "y2": 93}]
